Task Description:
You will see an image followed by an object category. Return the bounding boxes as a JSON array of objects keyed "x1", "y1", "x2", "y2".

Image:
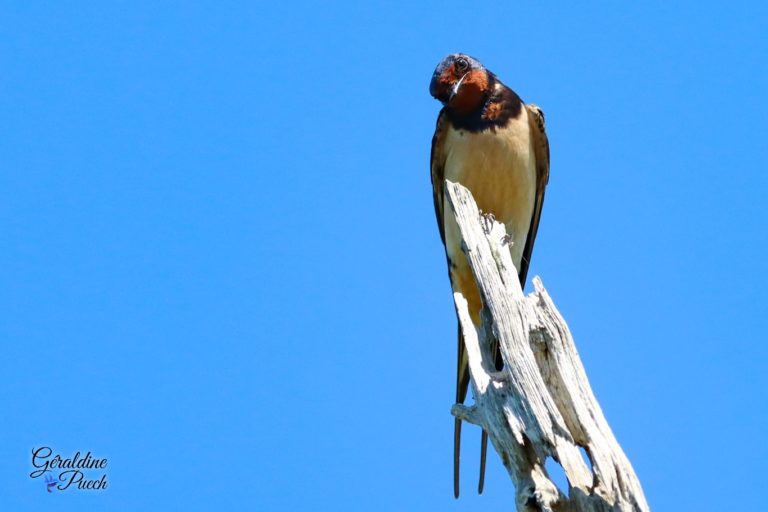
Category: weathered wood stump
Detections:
[{"x1": 445, "y1": 180, "x2": 648, "y2": 512}]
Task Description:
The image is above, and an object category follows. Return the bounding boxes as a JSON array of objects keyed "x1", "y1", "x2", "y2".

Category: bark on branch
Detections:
[{"x1": 445, "y1": 180, "x2": 649, "y2": 512}]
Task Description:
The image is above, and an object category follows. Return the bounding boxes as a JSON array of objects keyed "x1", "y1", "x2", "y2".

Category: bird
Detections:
[
  {"x1": 44, "y1": 472, "x2": 58, "y2": 493},
  {"x1": 428, "y1": 53, "x2": 550, "y2": 498}
]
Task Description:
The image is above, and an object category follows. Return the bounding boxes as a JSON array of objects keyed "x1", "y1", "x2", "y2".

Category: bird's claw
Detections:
[{"x1": 480, "y1": 212, "x2": 496, "y2": 233}]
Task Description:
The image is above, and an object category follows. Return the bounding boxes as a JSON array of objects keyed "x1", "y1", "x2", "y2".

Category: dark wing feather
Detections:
[
  {"x1": 430, "y1": 108, "x2": 448, "y2": 245},
  {"x1": 430, "y1": 109, "x2": 469, "y2": 498},
  {"x1": 519, "y1": 104, "x2": 550, "y2": 286}
]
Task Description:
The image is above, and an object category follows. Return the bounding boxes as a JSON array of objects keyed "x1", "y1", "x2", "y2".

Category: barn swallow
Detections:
[{"x1": 429, "y1": 53, "x2": 550, "y2": 498}]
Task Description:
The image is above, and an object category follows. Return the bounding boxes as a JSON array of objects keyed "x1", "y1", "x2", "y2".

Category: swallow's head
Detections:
[{"x1": 429, "y1": 53, "x2": 490, "y2": 114}]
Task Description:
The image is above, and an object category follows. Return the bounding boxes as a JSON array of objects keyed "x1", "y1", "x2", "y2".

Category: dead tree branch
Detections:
[{"x1": 445, "y1": 180, "x2": 649, "y2": 512}]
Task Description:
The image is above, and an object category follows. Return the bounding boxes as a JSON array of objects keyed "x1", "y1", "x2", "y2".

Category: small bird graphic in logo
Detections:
[{"x1": 44, "y1": 473, "x2": 57, "y2": 493}]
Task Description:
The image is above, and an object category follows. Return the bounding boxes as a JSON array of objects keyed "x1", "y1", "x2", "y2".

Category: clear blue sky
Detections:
[{"x1": 2, "y1": 1, "x2": 766, "y2": 510}]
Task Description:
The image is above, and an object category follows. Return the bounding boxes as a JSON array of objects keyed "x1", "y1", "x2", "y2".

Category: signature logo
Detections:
[{"x1": 30, "y1": 447, "x2": 108, "y2": 492}]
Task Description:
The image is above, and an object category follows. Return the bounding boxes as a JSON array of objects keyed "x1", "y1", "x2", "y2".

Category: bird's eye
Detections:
[{"x1": 455, "y1": 57, "x2": 469, "y2": 73}]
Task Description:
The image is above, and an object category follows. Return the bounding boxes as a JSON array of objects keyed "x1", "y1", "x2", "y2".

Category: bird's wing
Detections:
[
  {"x1": 430, "y1": 108, "x2": 448, "y2": 245},
  {"x1": 519, "y1": 103, "x2": 550, "y2": 286},
  {"x1": 430, "y1": 109, "x2": 469, "y2": 498}
]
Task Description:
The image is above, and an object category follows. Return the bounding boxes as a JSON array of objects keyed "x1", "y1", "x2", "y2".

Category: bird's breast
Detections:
[{"x1": 443, "y1": 112, "x2": 536, "y2": 270}]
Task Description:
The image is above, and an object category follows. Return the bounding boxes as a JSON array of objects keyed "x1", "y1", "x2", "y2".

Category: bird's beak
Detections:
[{"x1": 449, "y1": 73, "x2": 468, "y2": 103}]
